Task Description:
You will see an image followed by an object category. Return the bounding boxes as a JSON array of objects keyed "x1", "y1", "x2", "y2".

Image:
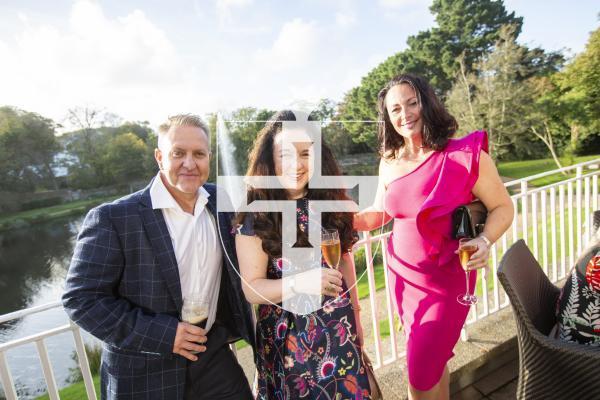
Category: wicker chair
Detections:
[{"x1": 497, "y1": 239, "x2": 600, "y2": 400}]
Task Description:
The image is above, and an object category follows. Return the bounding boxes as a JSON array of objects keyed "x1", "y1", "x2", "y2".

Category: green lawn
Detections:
[
  {"x1": 498, "y1": 155, "x2": 600, "y2": 187},
  {"x1": 35, "y1": 375, "x2": 101, "y2": 400},
  {"x1": 356, "y1": 263, "x2": 386, "y2": 299},
  {"x1": 0, "y1": 195, "x2": 121, "y2": 231}
]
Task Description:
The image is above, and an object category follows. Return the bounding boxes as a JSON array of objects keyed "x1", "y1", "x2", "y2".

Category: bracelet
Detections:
[{"x1": 478, "y1": 234, "x2": 492, "y2": 248}]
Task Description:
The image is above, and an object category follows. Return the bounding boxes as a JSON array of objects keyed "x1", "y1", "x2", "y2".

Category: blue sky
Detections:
[{"x1": 0, "y1": 0, "x2": 597, "y2": 128}]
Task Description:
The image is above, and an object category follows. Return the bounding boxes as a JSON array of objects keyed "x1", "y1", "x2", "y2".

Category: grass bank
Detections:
[
  {"x1": 497, "y1": 155, "x2": 599, "y2": 187},
  {"x1": 34, "y1": 375, "x2": 101, "y2": 400},
  {"x1": 0, "y1": 195, "x2": 122, "y2": 232}
]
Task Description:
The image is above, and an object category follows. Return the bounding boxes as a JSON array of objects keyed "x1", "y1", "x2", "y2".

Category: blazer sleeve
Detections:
[{"x1": 62, "y1": 205, "x2": 178, "y2": 355}]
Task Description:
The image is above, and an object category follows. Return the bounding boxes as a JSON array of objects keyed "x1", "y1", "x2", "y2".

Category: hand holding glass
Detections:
[
  {"x1": 182, "y1": 293, "x2": 209, "y2": 326},
  {"x1": 457, "y1": 238, "x2": 478, "y2": 306},
  {"x1": 322, "y1": 229, "x2": 342, "y2": 299},
  {"x1": 181, "y1": 294, "x2": 209, "y2": 354}
]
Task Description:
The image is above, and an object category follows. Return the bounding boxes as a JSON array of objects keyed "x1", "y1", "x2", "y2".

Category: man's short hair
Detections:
[{"x1": 157, "y1": 114, "x2": 211, "y2": 148}]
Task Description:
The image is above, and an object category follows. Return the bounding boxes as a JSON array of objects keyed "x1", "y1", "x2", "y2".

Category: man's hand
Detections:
[{"x1": 172, "y1": 322, "x2": 207, "y2": 361}]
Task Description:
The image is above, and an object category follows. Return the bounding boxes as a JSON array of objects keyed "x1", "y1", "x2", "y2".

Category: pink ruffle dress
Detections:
[{"x1": 384, "y1": 131, "x2": 488, "y2": 390}]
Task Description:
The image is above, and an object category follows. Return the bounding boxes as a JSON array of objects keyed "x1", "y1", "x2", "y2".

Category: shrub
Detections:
[
  {"x1": 20, "y1": 197, "x2": 63, "y2": 211},
  {"x1": 68, "y1": 343, "x2": 102, "y2": 383}
]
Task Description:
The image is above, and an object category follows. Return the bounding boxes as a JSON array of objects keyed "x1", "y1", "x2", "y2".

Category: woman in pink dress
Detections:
[{"x1": 354, "y1": 74, "x2": 514, "y2": 400}]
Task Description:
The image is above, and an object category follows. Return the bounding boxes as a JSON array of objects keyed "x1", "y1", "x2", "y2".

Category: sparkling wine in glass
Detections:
[
  {"x1": 181, "y1": 294, "x2": 209, "y2": 353},
  {"x1": 322, "y1": 229, "x2": 342, "y2": 300},
  {"x1": 321, "y1": 229, "x2": 341, "y2": 269},
  {"x1": 457, "y1": 238, "x2": 478, "y2": 306}
]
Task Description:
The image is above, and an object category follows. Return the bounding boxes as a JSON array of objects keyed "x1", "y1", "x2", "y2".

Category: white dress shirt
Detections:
[{"x1": 150, "y1": 174, "x2": 222, "y2": 331}]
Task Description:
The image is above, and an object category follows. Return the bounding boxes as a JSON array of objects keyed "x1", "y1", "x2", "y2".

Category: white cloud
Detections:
[
  {"x1": 0, "y1": 0, "x2": 188, "y2": 126},
  {"x1": 335, "y1": 12, "x2": 356, "y2": 28},
  {"x1": 378, "y1": 0, "x2": 423, "y2": 8},
  {"x1": 215, "y1": 0, "x2": 253, "y2": 27},
  {"x1": 254, "y1": 18, "x2": 319, "y2": 72}
]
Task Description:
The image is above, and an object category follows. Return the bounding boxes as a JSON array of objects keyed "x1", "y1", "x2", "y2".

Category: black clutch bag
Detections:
[{"x1": 452, "y1": 200, "x2": 488, "y2": 239}]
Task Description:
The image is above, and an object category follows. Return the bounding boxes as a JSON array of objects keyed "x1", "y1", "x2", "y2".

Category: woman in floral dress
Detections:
[{"x1": 235, "y1": 110, "x2": 372, "y2": 399}]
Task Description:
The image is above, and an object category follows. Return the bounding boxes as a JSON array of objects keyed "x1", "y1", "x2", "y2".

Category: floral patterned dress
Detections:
[{"x1": 238, "y1": 198, "x2": 372, "y2": 400}]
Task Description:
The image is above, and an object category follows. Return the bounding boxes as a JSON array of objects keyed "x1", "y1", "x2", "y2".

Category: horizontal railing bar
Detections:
[
  {"x1": 0, "y1": 324, "x2": 72, "y2": 351},
  {"x1": 509, "y1": 171, "x2": 600, "y2": 198},
  {"x1": 354, "y1": 230, "x2": 391, "y2": 247},
  {"x1": 504, "y1": 159, "x2": 600, "y2": 187},
  {"x1": 0, "y1": 300, "x2": 62, "y2": 324}
]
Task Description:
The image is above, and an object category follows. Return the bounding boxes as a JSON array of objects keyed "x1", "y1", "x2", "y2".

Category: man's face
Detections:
[{"x1": 154, "y1": 125, "x2": 210, "y2": 197}]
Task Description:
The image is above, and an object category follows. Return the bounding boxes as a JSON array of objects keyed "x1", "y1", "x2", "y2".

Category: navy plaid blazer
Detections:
[{"x1": 62, "y1": 180, "x2": 255, "y2": 399}]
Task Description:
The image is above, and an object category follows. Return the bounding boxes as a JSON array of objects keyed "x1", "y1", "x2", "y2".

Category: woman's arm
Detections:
[
  {"x1": 235, "y1": 234, "x2": 344, "y2": 304},
  {"x1": 467, "y1": 151, "x2": 515, "y2": 270},
  {"x1": 354, "y1": 158, "x2": 393, "y2": 232},
  {"x1": 338, "y1": 252, "x2": 365, "y2": 346}
]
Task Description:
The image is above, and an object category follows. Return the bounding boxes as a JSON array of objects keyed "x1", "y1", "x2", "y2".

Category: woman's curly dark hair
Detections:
[
  {"x1": 377, "y1": 73, "x2": 458, "y2": 160},
  {"x1": 235, "y1": 110, "x2": 357, "y2": 259}
]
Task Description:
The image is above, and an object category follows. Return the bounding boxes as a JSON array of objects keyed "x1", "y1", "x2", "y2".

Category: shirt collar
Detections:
[{"x1": 150, "y1": 173, "x2": 210, "y2": 214}]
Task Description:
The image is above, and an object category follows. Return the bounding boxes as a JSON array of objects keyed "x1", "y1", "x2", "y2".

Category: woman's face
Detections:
[
  {"x1": 272, "y1": 129, "x2": 314, "y2": 197},
  {"x1": 385, "y1": 83, "x2": 424, "y2": 141}
]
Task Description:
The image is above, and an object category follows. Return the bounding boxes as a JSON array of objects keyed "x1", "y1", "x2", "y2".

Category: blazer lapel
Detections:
[{"x1": 139, "y1": 185, "x2": 183, "y2": 311}]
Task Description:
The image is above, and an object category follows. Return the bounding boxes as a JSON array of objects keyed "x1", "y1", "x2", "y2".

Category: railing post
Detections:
[
  {"x1": 363, "y1": 231, "x2": 383, "y2": 368},
  {"x1": 521, "y1": 181, "x2": 529, "y2": 244},
  {"x1": 36, "y1": 339, "x2": 60, "y2": 400},
  {"x1": 381, "y1": 236, "x2": 398, "y2": 363},
  {"x1": 71, "y1": 321, "x2": 98, "y2": 400},
  {"x1": 0, "y1": 350, "x2": 18, "y2": 400},
  {"x1": 576, "y1": 166, "x2": 583, "y2": 252}
]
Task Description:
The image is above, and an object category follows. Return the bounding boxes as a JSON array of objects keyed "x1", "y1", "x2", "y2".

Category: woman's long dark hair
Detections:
[
  {"x1": 377, "y1": 73, "x2": 458, "y2": 159},
  {"x1": 235, "y1": 110, "x2": 357, "y2": 259}
]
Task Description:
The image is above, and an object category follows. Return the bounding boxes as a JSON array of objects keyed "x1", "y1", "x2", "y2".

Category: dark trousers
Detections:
[{"x1": 184, "y1": 323, "x2": 253, "y2": 400}]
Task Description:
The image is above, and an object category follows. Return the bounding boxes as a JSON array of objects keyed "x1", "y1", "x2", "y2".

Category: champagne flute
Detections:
[
  {"x1": 457, "y1": 238, "x2": 478, "y2": 306},
  {"x1": 181, "y1": 294, "x2": 209, "y2": 353},
  {"x1": 322, "y1": 229, "x2": 341, "y2": 299}
]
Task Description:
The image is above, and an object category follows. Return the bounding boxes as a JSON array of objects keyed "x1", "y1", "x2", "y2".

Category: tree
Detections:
[
  {"x1": 446, "y1": 25, "x2": 526, "y2": 158},
  {"x1": 227, "y1": 108, "x2": 275, "y2": 174},
  {"x1": 60, "y1": 109, "x2": 154, "y2": 189},
  {"x1": 554, "y1": 26, "x2": 600, "y2": 157},
  {"x1": 520, "y1": 75, "x2": 573, "y2": 170},
  {"x1": 338, "y1": 0, "x2": 524, "y2": 148},
  {"x1": 103, "y1": 133, "x2": 151, "y2": 183},
  {"x1": 338, "y1": 1, "x2": 564, "y2": 150},
  {"x1": 309, "y1": 99, "x2": 371, "y2": 158},
  {"x1": 0, "y1": 107, "x2": 60, "y2": 192},
  {"x1": 446, "y1": 24, "x2": 561, "y2": 160},
  {"x1": 64, "y1": 107, "x2": 108, "y2": 186}
]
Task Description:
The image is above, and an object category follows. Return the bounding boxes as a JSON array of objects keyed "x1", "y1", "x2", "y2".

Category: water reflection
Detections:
[
  {"x1": 0, "y1": 217, "x2": 81, "y2": 316},
  {"x1": 0, "y1": 215, "x2": 84, "y2": 398}
]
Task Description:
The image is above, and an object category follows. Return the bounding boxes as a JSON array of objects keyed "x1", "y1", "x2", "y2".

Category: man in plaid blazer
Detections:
[{"x1": 63, "y1": 114, "x2": 255, "y2": 399}]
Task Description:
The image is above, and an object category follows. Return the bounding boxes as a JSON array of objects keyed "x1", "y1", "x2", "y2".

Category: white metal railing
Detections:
[
  {"x1": 0, "y1": 301, "x2": 97, "y2": 400},
  {"x1": 1, "y1": 158, "x2": 599, "y2": 397},
  {"x1": 352, "y1": 158, "x2": 600, "y2": 367}
]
